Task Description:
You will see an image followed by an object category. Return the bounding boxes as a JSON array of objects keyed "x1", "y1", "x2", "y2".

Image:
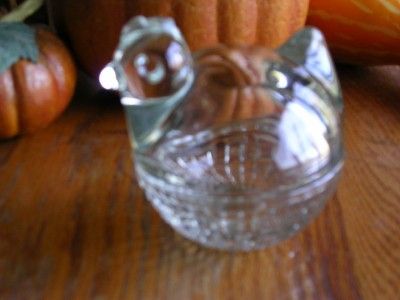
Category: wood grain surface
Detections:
[{"x1": 0, "y1": 66, "x2": 399, "y2": 299}]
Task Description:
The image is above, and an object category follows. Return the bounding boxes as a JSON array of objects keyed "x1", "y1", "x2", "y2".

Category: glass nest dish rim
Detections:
[{"x1": 134, "y1": 135, "x2": 344, "y2": 202}]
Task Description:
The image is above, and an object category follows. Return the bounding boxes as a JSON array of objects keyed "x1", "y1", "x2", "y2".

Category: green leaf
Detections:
[{"x1": 0, "y1": 22, "x2": 39, "y2": 74}]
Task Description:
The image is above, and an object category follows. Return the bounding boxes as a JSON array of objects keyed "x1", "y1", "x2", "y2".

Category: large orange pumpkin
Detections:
[
  {"x1": 0, "y1": 28, "x2": 76, "y2": 138},
  {"x1": 50, "y1": 0, "x2": 310, "y2": 77},
  {"x1": 307, "y1": 0, "x2": 400, "y2": 65}
]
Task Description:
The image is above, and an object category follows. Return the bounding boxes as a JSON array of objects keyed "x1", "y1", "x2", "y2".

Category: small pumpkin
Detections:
[
  {"x1": 49, "y1": 0, "x2": 310, "y2": 77},
  {"x1": 0, "y1": 0, "x2": 76, "y2": 139},
  {"x1": 307, "y1": 0, "x2": 400, "y2": 65}
]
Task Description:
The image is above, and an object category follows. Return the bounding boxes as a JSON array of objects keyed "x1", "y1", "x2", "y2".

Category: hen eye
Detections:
[{"x1": 134, "y1": 53, "x2": 166, "y2": 85}]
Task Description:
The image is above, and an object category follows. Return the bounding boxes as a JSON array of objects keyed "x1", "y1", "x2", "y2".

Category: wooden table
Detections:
[{"x1": 0, "y1": 66, "x2": 399, "y2": 299}]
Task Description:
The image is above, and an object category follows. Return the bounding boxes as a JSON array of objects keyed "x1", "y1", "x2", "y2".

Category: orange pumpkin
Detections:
[
  {"x1": 50, "y1": 0, "x2": 310, "y2": 77},
  {"x1": 0, "y1": 28, "x2": 76, "y2": 138},
  {"x1": 307, "y1": 0, "x2": 400, "y2": 65}
]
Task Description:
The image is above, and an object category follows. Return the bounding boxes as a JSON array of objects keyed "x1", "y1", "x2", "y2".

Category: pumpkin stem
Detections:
[{"x1": 0, "y1": 0, "x2": 44, "y2": 22}]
